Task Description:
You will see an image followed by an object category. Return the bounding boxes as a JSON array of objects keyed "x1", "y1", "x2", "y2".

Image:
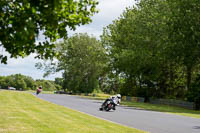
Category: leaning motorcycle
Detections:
[
  {"x1": 99, "y1": 99, "x2": 115, "y2": 111},
  {"x1": 36, "y1": 88, "x2": 41, "y2": 95}
]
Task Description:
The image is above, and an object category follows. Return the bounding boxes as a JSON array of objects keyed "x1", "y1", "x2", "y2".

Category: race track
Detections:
[{"x1": 36, "y1": 94, "x2": 200, "y2": 133}]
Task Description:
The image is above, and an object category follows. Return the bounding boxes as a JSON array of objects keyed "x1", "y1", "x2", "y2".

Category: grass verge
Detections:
[
  {"x1": 0, "y1": 91, "x2": 146, "y2": 133},
  {"x1": 121, "y1": 101, "x2": 200, "y2": 119}
]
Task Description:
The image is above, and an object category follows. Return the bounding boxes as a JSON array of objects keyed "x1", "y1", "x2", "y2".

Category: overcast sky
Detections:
[{"x1": 0, "y1": 0, "x2": 135, "y2": 80}]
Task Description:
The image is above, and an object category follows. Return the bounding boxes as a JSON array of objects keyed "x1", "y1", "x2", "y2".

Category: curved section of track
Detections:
[{"x1": 37, "y1": 94, "x2": 200, "y2": 133}]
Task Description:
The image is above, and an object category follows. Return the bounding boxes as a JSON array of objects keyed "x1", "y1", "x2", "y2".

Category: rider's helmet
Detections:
[
  {"x1": 116, "y1": 94, "x2": 121, "y2": 99},
  {"x1": 39, "y1": 86, "x2": 42, "y2": 89}
]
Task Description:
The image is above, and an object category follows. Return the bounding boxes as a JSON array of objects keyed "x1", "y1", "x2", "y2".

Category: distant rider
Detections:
[{"x1": 36, "y1": 86, "x2": 42, "y2": 95}]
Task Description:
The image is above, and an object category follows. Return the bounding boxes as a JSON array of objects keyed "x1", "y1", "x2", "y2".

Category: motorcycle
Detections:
[
  {"x1": 36, "y1": 88, "x2": 42, "y2": 95},
  {"x1": 99, "y1": 99, "x2": 116, "y2": 111}
]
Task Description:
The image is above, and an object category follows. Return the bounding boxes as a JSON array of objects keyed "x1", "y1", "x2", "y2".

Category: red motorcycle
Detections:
[{"x1": 36, "y1": 86, "x2": 42, "y2": 95}]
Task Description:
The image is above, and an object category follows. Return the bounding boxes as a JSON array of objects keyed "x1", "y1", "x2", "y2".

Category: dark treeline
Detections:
[{"x1": 0, "y1": 74, "x2": 61, "y2": 91}]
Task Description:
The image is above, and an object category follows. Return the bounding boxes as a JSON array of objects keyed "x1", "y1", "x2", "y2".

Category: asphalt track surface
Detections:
[{"x1": 36, "y1": 94, "x2": 200, "y2": 133}]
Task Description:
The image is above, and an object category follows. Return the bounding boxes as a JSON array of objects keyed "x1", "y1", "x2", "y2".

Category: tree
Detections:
[
  {"x1": 0, "y1": 0, "x2": 98, "y2": 64},
  {"x1": 16, "y1": 78, "x2": 27, "y2": 90},
  {"x1": 0, "y1": 76, "x2": 7, "y2": 89},
  {"x1": 167, "y1": 0, "x2": 200, "y2": 90},
  {"x1": 39, "y1": 33, "x2": 108, "y2": 93},
  {"x1": 101, "y1": 0, "x2": 171, "y2": 99},
  {"x1": 23, "y1": 76, "x2": 35, "y2": 89},
  {"x1": 101, "y1": 0, "x2": 200, "y2": 104},
  {"x1": 60, "y1": 33, "x2": 108, "y2": 93},
  {"x1": 35, "y1": 79, "x2": 57, "y2": 91},
  {"x1": 0, "y1": 74, "x2": 60, "y2": 91},
  {"x1": 54, "y1": 77, "x2": 63, "y2": 90}
]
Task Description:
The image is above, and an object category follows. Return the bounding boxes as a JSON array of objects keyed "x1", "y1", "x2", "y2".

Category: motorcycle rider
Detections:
[
  {"x1": 36, "y1": 86, "x2": 42, "y2": 95},
  {"x1": 100, "y1": 94, "x2": 121, "y2": 110}
]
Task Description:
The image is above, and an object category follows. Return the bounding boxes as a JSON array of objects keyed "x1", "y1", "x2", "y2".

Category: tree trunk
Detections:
[{"x1": 186, "y1": 66, "x2": 192, "y2": 90}]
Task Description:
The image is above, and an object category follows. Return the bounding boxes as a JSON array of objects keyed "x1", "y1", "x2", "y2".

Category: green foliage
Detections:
[
  {"x1": 40, "y1": 33, "x2": 108, "y2": 93},
  {"x1": 59, "y1": 33, "x2": 107, "y2": 93},
  {"x1": 0, "y1": 74, "x2": 31, "y2": 90},
  {"x1": 102, "y1": 0, "x2": 171, "y2": 99},
  {"x1": 100, "y1": 0, "x2": 200, "y2": 105},
  {"x1": 187, "y1": 74, "x2": 200, "y2": 110},
  {"x1": 54, "y1": 77, "x2": 63, "y2": 90},
  {"x1": 167, "y1": 0, "x2": 200, "y2": 90},
  {"x1": 16, "y1": 78, "x2": 27, "y2": 90},
  {"x1": 23, "y1": 76, "x2": 35, "y2": 89},
  {"x1": 35, "y1": 79, "x2": 57, "y2": 91},
  {"x1": 0, "y1": 0, "x2": 98, "y2": 64},
  {"x1": 0, "y1": 76, "x2": 7, "y2": 89},
  {"x1": 0, "y1": 74, "x2": 60, "y2": 91}
]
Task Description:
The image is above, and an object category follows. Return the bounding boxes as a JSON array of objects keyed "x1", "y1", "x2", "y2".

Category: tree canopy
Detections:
[
  {"x1": 0, "y1": 74, "x2": 61, "y2": 91},
  {"x1": 0, "y1": 0, "x2": 98, "y2": 64},
  {"x1": 37, "y1": 33, "x2": 108, "y2": 93},
  {"x1": 101, "y1": 0, "x2": 200, "y2": 108}
]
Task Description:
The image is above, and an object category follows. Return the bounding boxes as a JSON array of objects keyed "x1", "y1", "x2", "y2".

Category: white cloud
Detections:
[
  {"x1": 0, "y1": 0, "x2": 135, "y2": 80},
  {"x1": 0, "y1": 53, "x2": 62, "y2": 80},
  {"x1": 96, "y1": 0, "x2": 134, "y2": 20},
  {"x1": 70, "y1": 0, "x2": 135, "y2": 38},
  {"x1": 68, "y1": 25, "x2": 102, "y2": 38}
]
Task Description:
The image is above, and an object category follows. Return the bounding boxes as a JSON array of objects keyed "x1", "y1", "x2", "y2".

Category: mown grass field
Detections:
[{"x1": 0, "y1": 90, "x2": 146, "y2": 133}]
